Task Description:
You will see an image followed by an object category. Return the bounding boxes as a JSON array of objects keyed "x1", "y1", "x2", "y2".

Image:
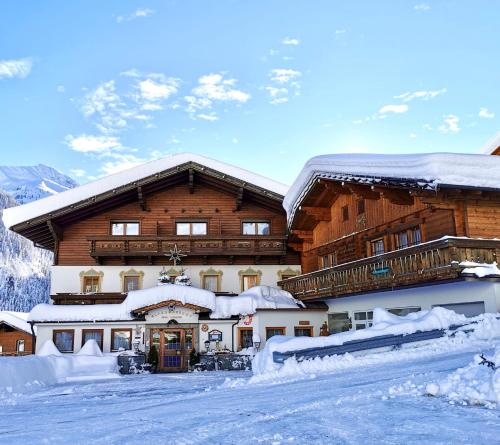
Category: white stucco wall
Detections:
[
  {"x1": 50, "y1": 265, "x2": 301, "y2": 295},
  {"x1": 326, "y1": 280, "x2": 500, "y2": 324}
]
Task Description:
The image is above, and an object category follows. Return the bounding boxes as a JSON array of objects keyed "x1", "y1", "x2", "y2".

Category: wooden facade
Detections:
[
  {"x1": 280, "y1": 178, "x2": 500, "y2": 300},
  {"x1": 0, "y1": 323, "x2": 32, "y2": 356}
]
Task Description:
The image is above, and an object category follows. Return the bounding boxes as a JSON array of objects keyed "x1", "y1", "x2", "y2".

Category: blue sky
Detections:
[{"x1": 0, "y1": 1, "x2": 499, "y2": 185}]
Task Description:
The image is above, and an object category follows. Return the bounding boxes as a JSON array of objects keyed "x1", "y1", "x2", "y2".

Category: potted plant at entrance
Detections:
[{"x1": 147, "y1": 345, "x2": 159, "y2": 372}]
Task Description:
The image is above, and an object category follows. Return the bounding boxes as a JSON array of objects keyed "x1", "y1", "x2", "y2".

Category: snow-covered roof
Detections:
[
  {"x1": 284, "y1": 153, "x2": 500, "y2": 222},
  {"x1": 480, "y1": 132, "x2": 500, "y2": 155},
  {"x1": 2, "y1": 152, "x2": 289, "y2": 229},
  {"x1": 0, "y1": 311, "x2": 33, "y2": 334},
  {"x1": 28, "y1": 285, "x2": 305, "y2": 322}
]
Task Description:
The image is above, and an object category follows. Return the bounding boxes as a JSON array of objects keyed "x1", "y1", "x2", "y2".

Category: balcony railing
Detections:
[
  {"x1": 88, "y1": 235, "x2": 287, "y2": 258},
  {"x1": 279, "y1": 237, "x2": 500, "y2": 301}
]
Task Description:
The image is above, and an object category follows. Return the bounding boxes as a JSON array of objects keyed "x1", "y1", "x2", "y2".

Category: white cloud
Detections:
[
  {"x1": 265, "y1": 69, "x2": 301, "y2": 104},
  {"x1": 0, "y1": 58, "x2": 32, "y2": 79},
  {"x1": 394, "y1": 88, "x2": 446, "y2": 102},
  {"x1": 335, "y1": 29, "x2": 346, "y2": 35},
  {"x1": 56, "y1": 85, "x2": 65, "y2": 93},
  {"x1": 65, "y1": 134, "x2": 122, "y2": 153},
  {"x1": 439, "y1": 114, "x2": 460, "y2": 133},
  {"x1": 479, "y1": 107, "x2": 495, "y2": 119},
  {"x1": 378, "y1": 104, "x2": 409, "y2": 114},
  {"x1": 269, "y1": 68, "x2": 301, "y2": 84},
  {"x1": 197, "y1": 113, "x2": 219, "y2": 121},
  {"x1": 137, "y1": 77, "x2": 179, "y2": 101},
  {"x1": 409, "y1": 133, "x2": 417, "y2": 139},
  {"x1": 116, "y1": 8, "x2": 155, "y2": 23},
  {"x1": 69, "y1": 168, "x2": 87, "y2": 178},
  {"x1": 282, "y1": 37, "x2": 300, "y2": 45},
  {"x1": 414, "y1": 3, "x2": 430, "y2": 12}
]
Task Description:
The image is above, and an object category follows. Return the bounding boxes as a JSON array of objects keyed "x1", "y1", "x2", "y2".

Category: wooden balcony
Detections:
[
  {"x1": 279, "y1": 237, "x2": 500, "y2": 301},
  {"x1": 88, "y1": 235, "x2": 288, "y2": 259}
]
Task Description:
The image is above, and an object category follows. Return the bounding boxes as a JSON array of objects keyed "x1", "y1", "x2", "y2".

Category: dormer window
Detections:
[{"x1": 111, "y1": 221, "x2": 140, "y2": 236}]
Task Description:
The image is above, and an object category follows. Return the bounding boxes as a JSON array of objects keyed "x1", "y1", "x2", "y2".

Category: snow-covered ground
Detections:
[{"x1": 1, "y1": 340, "x2": 499, "y2": 444}]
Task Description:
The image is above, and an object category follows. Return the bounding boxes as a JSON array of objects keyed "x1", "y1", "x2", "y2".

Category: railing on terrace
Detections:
[
  {"x1": 88, "y1": 235, "x2": 287, "y2": 257},
  {"x1": 278, "y1": 238, "x2": 500, "y2": 301}
]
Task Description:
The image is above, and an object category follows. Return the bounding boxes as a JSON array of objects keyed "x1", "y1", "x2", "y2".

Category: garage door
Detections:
[{"x1": 432, "y1": 301, "x2": 485, "y2": 317}]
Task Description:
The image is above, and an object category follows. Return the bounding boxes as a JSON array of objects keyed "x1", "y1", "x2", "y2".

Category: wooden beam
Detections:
[
  {"x1": 235, "y1": 187, "x2": 244, "y2": 211},
  {"x1": 372, "y1": 187, "x2": 414, "y2": 205},
  {"x1": 300, "y1": 206, "x2": 331, "y2": 222},
  {"x1": 188, "y1": 168, "x2": 194, "y2": 194},
  {"x1": 137, "y1": 186, "x2": 147, "y2": 211},
  {"x1": 287, "y1": 242, "x2": 304, "y2": 252},
  {"x1": 344, "y1": 184, "x2": 380, "y2": 200},
  {"x1": 291, "y1": 230, "x2": 313, "y2": 243}
]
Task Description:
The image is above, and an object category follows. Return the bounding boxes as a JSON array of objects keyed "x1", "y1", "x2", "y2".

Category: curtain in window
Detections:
[
  {"x1": 55, "y1": 331, "x2": 73, "y2": 352},
  {"x1": 113, "y1": 331, "x2": 130, "y2": 350}
]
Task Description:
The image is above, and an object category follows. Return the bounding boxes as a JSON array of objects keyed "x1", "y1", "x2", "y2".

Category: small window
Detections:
[
  {"x1": 328, "y1": 312, "x2": 352, "y2": 334},
  {"x1": 395, "y1": 231, "x2": 409, "y2": 250},
  {"x1": 294, "y1": 327, "x2": 313, "y2": 337},
  {"x1": 239, "y1": 328, "x2": 253, "y2": 350},
  {"x1": 83, "y1": 276, "x2": 100, "y2": 293},
  {"x1": 242, "y1": 221, "x2": 270, "y2": 235},
  {"x1": 202, "y1": 275, "x2": 219, "y2": 292},
  {"x1": 341, "y1": 205, "x2": 349, "y2": 222},
  {"x1": 357, "y1": 199, "x2": 365, "y2": 215},
  {"x1": 16, "y1": 339, "x2": 25, "y2": 353},
  {"x1": 242, "y1": 274, "x2": 258, "y2": 291},
  {"x1": 82, "y1": 329, "x2": 104, "y2": 351},
  {"x1": 123, "y1": 275, "x2": 140, "y2": 292},
  {"x1": 388, "y1": 307, "x2": 421, "y2": 317},
  {"x1": 111, "y1": 222, "x2": 140, "y2": 236},
  {"x1": 111, "y1": 329, "x2": 132, "y2": 351},
  {"x1": 266, "y1": 327, "x2": 285, "y2": 340},
  {"x1": 353, "y1": 311, "x2": 373, "y2": 330},
  {"x1": 370, "y1": 238, "x2": 385, "y2": 255},
  {"x1": 412, "y1": 227, "x2": 422, "y2": 245},
  {"x1": 53, "y1": 330, "x2": 75, "y2": 353},
  {"x1": 176, "y1": 222, "x2": 207, "y2": 235}
]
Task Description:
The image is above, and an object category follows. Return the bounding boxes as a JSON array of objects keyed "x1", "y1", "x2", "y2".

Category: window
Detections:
[
  {"x1": 341, "y1": 205, "x2": 349, "y2": 222},
  {"x1": 185, "y1": 329, "x2": 194, "y2": 350},
  {"x1": 111, "y1": 221, "x2": 140, "y2": 236},
  {"x1": 266, "y1": 327, "x2": 285, "y2": 340},
  {"x1": 176, "y1": 222, "x2": 207, "y2": 235},
  {"x1": 320, "y1": 252, "x2": 337, "y2": 269},
  {"x1": 395, "y1": 231, "x2": 409, "y2": 250},
  {"x1": 53, "y1": 330, "x2": 75, "y2": 353},
  {"x1": 412, "y1": 227, "x2": 422, "y2": 245},
  {"x1": 82, "y1": 329, "x2": 104, "y2": 351},
  {"x1": 328, "y1": 312, "x2": 352, "y2": 334},
  {"x1": 83, "y1": 276, "x2": 99, "y2": 293},
  {"x1": 238, "y1": 328, "x2": 253, "y2": 350},
  {"x1": 16, "y1": 339, "x2": 25, "y2": 353},
  {"x1": 111, "y1": 329, "x2": 132, "y2": 351},
  {"x1": 242, "y1": 274, "x2": 258, "y2": 291},
  {"x1": 357, "y1": 199, "x2": 365, "y2": 215},
  {"x1": 353, "y1": 311, "x2": 373, "y2": 330},
  {"x1": 202, "y1": 275, "x2": 219, "y2": 292},
  {"x1": 123, "y1": 275, "x2": 140, "y2": 292},
  {"x1": 388, "y1": 307, "x2": 421, "y2": 317},
  {"x1": 370, "y1": 238, "x2": 385, "y2": 255},
  {"x1": 294, "y1": 326, "x2": 313, "y2": 337},
  {"x1": 242, "y1": 221, "x2": 270, "y2": 235}
]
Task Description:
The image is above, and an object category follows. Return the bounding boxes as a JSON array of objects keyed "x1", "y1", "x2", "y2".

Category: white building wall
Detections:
[
  {"x1": 50, "y1": 265, "x2": 301, "y2": 296},
  {"x1": 326, "y1": 280, "x2": 500, "y2": 328}
]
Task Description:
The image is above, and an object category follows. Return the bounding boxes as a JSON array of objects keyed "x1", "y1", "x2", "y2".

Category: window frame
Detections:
[
  {"x1": 110, "y1": 328, "x2": 132, "y2": 352},
  {"x1": 202, "y1": 274, "x2": 220, "y2": 292},
  {"x1": 53, "y1": 329, "x2": 75, "y2": 353},
  {"x1": 294, "y1": 326, "x2": 313, "y2": 337},
  {"x1": 241, "y1": 220, "x2": 271, "y2": 236},
  {"x1": 238, "y1": 327, "x2": 254, "y2": 350},
  {"x1": 353, "y1": 311, "x2": 374, "y2": 330},
  {"x1": 265, "y1": 327, "x2": 286, "y2": 340},
  {"x1": 123, "y1": 275, "x2": 141, "y2": 292},
  {"x1": 241, "y1": 274, "x2": 259, "y2": 292},
  {"x1": 110, "y1": 221, "x2": 141, "y2": 236},
  {"x1": 82, "y1": 275, "x2": 100, "y2": 293},
  {"x1": 81, "y1": 329, "x2": 104, "y2": 351},
  {"x1": 16, "y1": 339, "x2": 25, "y2": 353},
  {"x1": 175, "y1": 221, "x2": 208, "y2": 236},
  {"x1": 370, "y1": 238, "x2": 385, "y2": 256},
  {"x1": 328, "y1": 312, "x2": 352, "y2": 334}
]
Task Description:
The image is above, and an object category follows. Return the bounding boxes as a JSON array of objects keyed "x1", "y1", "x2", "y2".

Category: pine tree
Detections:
[{"x1": 147, "y1": 345, "x2": 159, "y2": 371}]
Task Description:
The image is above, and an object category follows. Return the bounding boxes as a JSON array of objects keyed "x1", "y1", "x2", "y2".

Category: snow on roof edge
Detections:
[
  {"x1": 0, "y1": 311, "x2": 33, "y2": 334},
  {"x1": 2, "y1": 152, "x2": 289, "y2": 229}
]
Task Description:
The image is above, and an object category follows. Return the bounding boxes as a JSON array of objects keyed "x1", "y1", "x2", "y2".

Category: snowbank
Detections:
[
  {"x1": 284, "y1": 153, "x2": 500, "y2": 221},
  {"x1": 460, "y1": 260, "x2": 500, "y2": 278},
  {"x1": 253, "y1": 307, "x2": 468, "y2": 375},
  {"x1": 210, "y1": 285, "x2": 303, "y2": 319},
  {"x1": 426, "y1": 347, "x2": 500, "y2": 406},
  {"x1": 0, "y1": 340, "x2": 119, "y2": 398},
  {"x1": 3, "y1": 152, "x2": 289, "y2": 229}
]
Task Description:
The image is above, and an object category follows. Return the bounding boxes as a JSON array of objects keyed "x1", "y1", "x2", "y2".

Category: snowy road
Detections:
[{"x1": 1, "y1": 347, "x2": 499, "y2": 445}]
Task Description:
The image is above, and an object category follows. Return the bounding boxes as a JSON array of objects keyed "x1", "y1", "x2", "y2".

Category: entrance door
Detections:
[{"x1": 151, "y1": 328, "x2": 193, "y2": 372}]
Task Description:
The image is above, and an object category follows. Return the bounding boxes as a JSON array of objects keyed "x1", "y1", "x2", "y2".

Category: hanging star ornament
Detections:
[{"x1": 166, "y1": 244, "x2": 187, "y2": 266}]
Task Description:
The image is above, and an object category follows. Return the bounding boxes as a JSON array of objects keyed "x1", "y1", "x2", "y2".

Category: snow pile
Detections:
[
  {"x1": 284, "y1": 153, "x2": 500, "y2": 221},
  {"x1": 253, "y1": 307, "x2": 468, "y2": 375},
  {"x1": 210, "y1": 285, "x2": 304, "y2": 319},
  {"x1": 460, "y1": 260, "x2": 500, "y2": 278},
  {"x1": 0, "y1": 340, "x2": 118, "y2": 397},
  {"x1": 426, "y1": 347, "x2": 500, "y2": 406},
  {"x1": 0, "y1": 311, "x2": 33, "y2": 334},
  {"x1": 3, "y1": 152, "x2": 288, "y2": 229}
]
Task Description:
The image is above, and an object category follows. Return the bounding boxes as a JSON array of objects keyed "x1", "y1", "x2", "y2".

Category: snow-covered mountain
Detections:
[
  {"x1": 0, "y1": 164, "x2": 78, "y2": 204},
  {"x1": 0, "y1": 165, "x2": 78, "y2": 311}
]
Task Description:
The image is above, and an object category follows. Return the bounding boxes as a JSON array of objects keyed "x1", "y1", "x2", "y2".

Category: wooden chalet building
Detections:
[
  {"x1": 0, "y1": 312, "x2": 34, "y2": 356},
  {"x1": 3, "y1": 153, "x2": 327, "y2": 371},
  {"x1": 279, "y1": 153, "x2": 500, "y2": 332}
]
